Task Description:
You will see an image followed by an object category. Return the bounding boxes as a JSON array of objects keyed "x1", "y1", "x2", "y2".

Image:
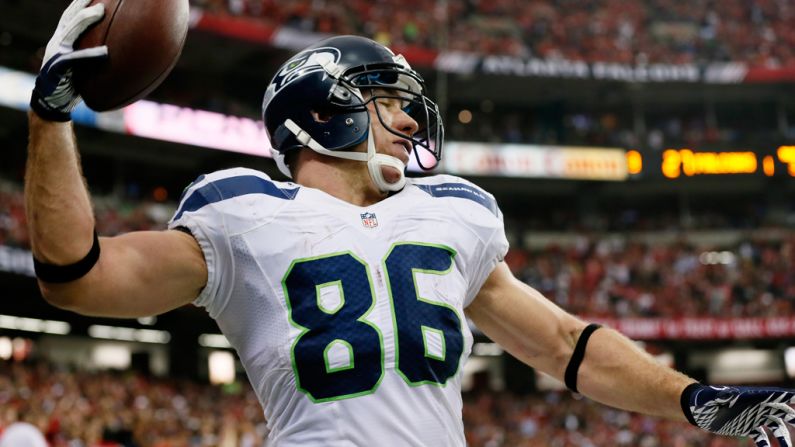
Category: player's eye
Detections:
[{"x1": 376, "y1": 97, "x2": 402, "y2": 110}]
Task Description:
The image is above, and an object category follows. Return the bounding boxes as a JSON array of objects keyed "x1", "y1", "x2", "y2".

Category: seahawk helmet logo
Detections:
[{"x1": 270, "y1": 47, "x2": 342, "y2": 93}]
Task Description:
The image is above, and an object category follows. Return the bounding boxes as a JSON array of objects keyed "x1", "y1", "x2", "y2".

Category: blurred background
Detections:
[{"x1": 1, "y1": 0, "x2": 795, "y2": 445}]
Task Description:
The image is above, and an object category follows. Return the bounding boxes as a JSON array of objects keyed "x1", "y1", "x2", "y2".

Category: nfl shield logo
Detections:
[{"x1": 360, "y1": 212, "x2": 378, "y2": 228}]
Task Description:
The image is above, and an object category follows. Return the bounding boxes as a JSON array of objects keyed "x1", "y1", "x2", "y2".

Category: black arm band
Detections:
[
  {"x1": 680, "y1": 382, "x2": 702, "y2": 427},
  {"x1": 564, "y1": 323, "x2": 602, "y2": 393},
  {"x1": 33, "y1": 231, "x2": 100, "y2": 283}
]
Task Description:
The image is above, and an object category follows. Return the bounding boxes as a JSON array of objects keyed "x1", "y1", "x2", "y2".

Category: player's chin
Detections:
[{"x1": 381, "y1": 165, "x2": 403, "y2": 185}]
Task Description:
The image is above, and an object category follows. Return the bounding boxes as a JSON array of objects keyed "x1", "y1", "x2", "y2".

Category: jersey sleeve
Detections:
[
  {"x1": 464, "y1": 198, "x2": 508, "y2": 306},
  {"x1": 168, "y1": 171, "x2": 235, "y2": 318},
  {"x1": 414, "y1": 175, "x2": 509, "y2": 306},
  {"x1": 169, "y1": 167, "x2": 286, "y2": 318}
]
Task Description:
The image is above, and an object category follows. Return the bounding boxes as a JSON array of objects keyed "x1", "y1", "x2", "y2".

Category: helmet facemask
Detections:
[
  {"x1": 342, "y1": 64, "x2": 444, "y2": 171},
  {"x1": 263, "y1": 37, "x2": 444, "y2": 193}
]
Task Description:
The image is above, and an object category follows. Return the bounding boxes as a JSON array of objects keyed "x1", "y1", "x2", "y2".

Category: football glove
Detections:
[
  {"x1": 30, "y1": 0, "x2": 107, "y2": 122},
  {"x1": 682, "y1": 383, "x2": 795, "y2": 447}
]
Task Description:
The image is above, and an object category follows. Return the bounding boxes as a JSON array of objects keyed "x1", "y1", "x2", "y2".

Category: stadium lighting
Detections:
[
  {"x1": 0, "y1": 337, "x2": 12, "y2": 360},
  {"x1": 626, "y1": 150, "x2": 643, "y2": 175},
  {"x1": 457, "y1": 109, "x2": 473, "y2": 124},
  {"x1": 0, "y1": 314, "x2": 71, "y2": 335},
  {"x1": 710, "y1": 349, "x2": 783, "y2": 383},
  {"x1": 698, "y1": 251, "x2": 736, "y2": 265},
  {"x1": 199, "y1": 333, "x2": 233, "y2": 349},
  {"x1": 209, "y1": 351, "x2": 236, "y2": 385},
  {"x1": 472, "y1": 342, "x2": 503, "y2": 356},
  {"x1": 777, "y1": 146, "x2": 795, "y2": 176},
  {"x1": 92, "y1": 345, "x2": 132, "y2": 369},
  {"x1": 785, "y1": 348, "x2": 795, "y2": 379},
  {"x1": 136, "y1": 316, "x2": 157, "y2": 326},
  {"x1": 661, "y1": 149, "x2": 758, "y2": 178},
  {"x1": 763, "y1": 155, "x2": 776, "y2": 176},
  {"x1": 87, "y1": 325, "x2": 171, "y2": 344}
]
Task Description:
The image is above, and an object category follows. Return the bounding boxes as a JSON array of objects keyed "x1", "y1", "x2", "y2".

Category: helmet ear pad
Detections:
[{"x1": 267, "y1": 72, "x2": 371, "y2": 156}]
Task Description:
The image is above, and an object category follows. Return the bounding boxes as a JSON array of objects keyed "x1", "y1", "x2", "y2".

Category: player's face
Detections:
[{"x1": 365, "y1": 88, "x2": 420, "y2": 185}]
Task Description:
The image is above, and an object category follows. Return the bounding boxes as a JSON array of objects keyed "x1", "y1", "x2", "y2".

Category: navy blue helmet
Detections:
[{"x1": 262, "y1": 35, "x2": 443, "y2": 178}]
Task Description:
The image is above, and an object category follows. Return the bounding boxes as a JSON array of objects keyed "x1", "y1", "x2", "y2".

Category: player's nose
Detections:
[{"x1": 396, "y1": 108, "x2": 419, "y2": 137}]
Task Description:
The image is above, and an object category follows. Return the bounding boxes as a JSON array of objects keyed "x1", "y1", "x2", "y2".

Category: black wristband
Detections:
[
  {"x1": 33, "y1": 231, "x2": 100, "y2": 283},
  {"x1": 564, "y1": 323, "x2": 602, "y2": 393},
  {"x1": 680, "y1": 382, "x2": 702, "y2": 427},
  {"x1": 30, "y1": 90, "x2": 72, "y2": 122}
]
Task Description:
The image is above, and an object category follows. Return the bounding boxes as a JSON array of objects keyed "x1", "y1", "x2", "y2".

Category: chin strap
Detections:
[
  {"x1": 365, "y1": 129, "x2": 406, "y2": 192},
  {"x1": 284, "y1": 119, "x2": 406, "y2": 193}
]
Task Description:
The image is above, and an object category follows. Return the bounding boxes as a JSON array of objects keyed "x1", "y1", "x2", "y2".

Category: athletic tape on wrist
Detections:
[
  {"x1": 564, "y1": 323, "x2": 602, "y2": 393},
  {"x1": 33, "y1": 231, "x2": 100, "y2": 283},
  {"x1": 680, "y1": 382, "x2": 702, "y2": 427}
]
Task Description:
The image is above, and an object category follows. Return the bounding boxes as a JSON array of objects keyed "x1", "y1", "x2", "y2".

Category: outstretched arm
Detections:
[
  {"x1": 466, "y1": 262, "x2": 694, "y2": 421},
  {"x1": 467, "y1": 262, "x2": 795, "y2": 446}
]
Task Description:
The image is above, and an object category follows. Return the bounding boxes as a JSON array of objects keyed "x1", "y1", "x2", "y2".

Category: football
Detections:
[{"x1": 72, "y1": 0, "x2": 189, "y2": 111}]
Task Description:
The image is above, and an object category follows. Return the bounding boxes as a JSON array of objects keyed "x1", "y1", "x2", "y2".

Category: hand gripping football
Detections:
[{"x1": 72, "y1": 0, "x2": 189, "y2": 111}]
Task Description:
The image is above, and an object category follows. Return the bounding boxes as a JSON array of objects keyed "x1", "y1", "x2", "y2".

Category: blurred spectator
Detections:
[
  {"x1": 0, "y1": 361, "x2": 267, "y2": 447},
  {"x1": 189, "y1": 0, "x2": 795, "y2": 67},
  {"x1": 0, "y1": 180, "x2": 170, "y2": 250},
  {"x1": 156, "y1": 1, "x2": 794, "y2": 148},
  {"x1": 0, "y1": 360, "x2": 754, "y2": 446},
  {"x1": 462, "y1": 390, "x2": 752, "y2": 446},
  {"x1": 510, "y1": 235, "x2": 795, "y2": 318}
]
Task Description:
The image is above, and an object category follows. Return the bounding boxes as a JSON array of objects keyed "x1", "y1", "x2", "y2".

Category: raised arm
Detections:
[
  {"x1": 24, "y1": 0, "x2": 206, "y2": 318},
  {"x1": 467, "y1": 262, "x2": 795, "y2": 446}
]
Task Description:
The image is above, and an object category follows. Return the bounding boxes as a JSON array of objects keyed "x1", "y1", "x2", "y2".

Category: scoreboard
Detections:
[{"x1": 631, "y1": 146, "x2": 795, "y2": 179}]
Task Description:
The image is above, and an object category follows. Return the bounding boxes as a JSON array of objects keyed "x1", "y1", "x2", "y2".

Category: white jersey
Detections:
[{"x1": 169, "y1": 168, "x2": 509, "y2": 446}]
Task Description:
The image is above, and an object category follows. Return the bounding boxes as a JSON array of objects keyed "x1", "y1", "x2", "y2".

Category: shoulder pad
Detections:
[
  {"x1": 174, "y1": 168, "x2": 298, "y2": 220},
  {"x1": 412, "y1": 175, "x2": 500, "y2": 217}
]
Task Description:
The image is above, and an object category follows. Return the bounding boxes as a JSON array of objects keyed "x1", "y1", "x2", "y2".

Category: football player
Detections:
[{"x1": 24, "y1": 1, "x2": 795, "y2": 445}]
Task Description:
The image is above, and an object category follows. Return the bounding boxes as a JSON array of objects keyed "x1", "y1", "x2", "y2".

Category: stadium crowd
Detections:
[
  {"x1": 179, "y1": 0, "x2": 794, "y2": 149},
  {"x1": 189, "y1": 0, "x2": 795, "y2": 67},
  {"x1": 0, "y1": 182, "x2": 170, "y2": 250},
  {"x1": 0, "y1": 361, "x2": 267, "y2": 447},
  {"x1": 0, "y1": 360, "x2": 753, "y2": 447},
  {"x1": 505, "y1": 234, "x2": 795, "y2": 319},
  {"x1": 463, "y1": 390, "x2": 751, "y2": 447},
  {"x1": 446, "y1": 108, "x2": 741, "y2": 150},
  {"x1": 444, "y1": 102, "x2": 795, "y2": 150}
]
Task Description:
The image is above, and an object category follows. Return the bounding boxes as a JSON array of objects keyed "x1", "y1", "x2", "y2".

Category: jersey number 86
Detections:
[{"x1": 283, "y1": 242, "x2": 464, "y2": 402}]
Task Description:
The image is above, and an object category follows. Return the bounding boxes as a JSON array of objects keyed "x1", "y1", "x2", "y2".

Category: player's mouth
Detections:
[{"x1": 393, "y1": 139, "x2": 412, "y2": 165}]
